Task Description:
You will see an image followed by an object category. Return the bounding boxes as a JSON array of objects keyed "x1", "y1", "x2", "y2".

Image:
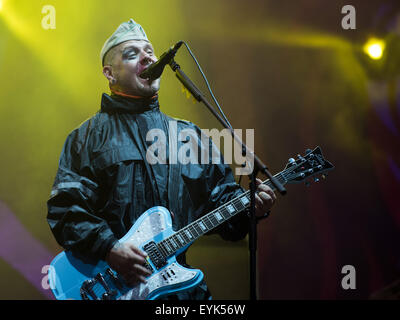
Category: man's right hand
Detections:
[{"x1": 106, "y1": 242, "x2": 152, "y2": 286}]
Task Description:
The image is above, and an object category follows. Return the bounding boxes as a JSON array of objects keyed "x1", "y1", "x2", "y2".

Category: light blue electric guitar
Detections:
[{"x1": 48, "y1": 147, "x2": 333, "y2": 300}]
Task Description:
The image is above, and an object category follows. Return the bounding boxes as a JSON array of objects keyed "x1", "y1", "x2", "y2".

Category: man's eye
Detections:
[{"x1": 123, "y1": 53, "x2": 136, "y2": 60}]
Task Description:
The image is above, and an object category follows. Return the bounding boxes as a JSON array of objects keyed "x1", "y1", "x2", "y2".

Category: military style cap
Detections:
[{"x1": 100, "y1": 19, "x2": 149, "y2": 66}]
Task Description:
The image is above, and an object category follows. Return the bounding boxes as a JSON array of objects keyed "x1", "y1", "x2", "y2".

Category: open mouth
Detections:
[{"x1": 138, "y1": 65, "x2": 151, "y2": 81}]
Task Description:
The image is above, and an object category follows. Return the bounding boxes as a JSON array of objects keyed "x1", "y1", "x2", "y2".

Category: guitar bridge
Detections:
[{"x1": 80, "y1": 271, "x2": 118, "y2": 300}]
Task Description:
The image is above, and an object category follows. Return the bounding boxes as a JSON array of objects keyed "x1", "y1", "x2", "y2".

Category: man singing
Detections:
[{"x1": 47, "y1": 19, "x2": 276, "y2": 300}]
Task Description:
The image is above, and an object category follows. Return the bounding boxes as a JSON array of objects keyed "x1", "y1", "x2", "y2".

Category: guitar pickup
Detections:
[{"x1": 143, "y1": 241, "x2": 167, "y2": 270}]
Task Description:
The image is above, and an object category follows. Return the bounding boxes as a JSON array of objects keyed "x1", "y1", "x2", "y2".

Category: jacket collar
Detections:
[{"x1": 100, "y1": 92, "x2": 160, "y2": 114}]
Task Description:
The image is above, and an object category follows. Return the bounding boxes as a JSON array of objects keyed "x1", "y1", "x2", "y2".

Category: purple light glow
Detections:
[{"x1": 0, "y1": 200, "x2": 55, "y2": 299}]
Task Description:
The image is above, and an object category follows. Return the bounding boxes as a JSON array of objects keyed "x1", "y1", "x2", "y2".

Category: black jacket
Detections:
[{"x1": 47, "y1": 93, "x2": 249, "y2": 264}]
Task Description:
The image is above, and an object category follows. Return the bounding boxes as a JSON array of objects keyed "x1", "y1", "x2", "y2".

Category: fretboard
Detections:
[{"x1": 156, "y1": 171, "x2": 288, "y2": 258}]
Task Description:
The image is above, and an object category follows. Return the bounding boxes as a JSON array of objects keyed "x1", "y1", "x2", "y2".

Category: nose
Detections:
[{"x1": 140, "y1": 50, "x2": 156, "y2": 66}]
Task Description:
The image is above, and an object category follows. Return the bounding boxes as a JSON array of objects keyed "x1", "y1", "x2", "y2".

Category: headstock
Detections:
[{"x1": 282, "y1": 147, "x2": 334, "y2": 185}]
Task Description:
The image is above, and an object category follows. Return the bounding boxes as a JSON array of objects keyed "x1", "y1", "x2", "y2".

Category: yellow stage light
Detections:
[{"x1": 363, "y1": 38, "x2": 385, "y2": 60}]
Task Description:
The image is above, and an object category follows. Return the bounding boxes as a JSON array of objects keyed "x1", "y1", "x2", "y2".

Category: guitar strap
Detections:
[
  {"x1": 133, "y1": 115, "x2": 162, "y2": 204},
  {"x1": 165, "y1": 117, "x2": 182, "y2": 226}
]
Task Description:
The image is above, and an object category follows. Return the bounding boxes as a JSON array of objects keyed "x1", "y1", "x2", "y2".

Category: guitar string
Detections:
[
  {"x1": 157, "y1": 170, "x2": 291, "y2": 257},
  {"x1": 157, "y1": 160, "x2": 325, "y2": 259}
]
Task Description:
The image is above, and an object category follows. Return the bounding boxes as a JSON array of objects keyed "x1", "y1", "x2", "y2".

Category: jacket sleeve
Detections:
[
  {"x1": 46, "y1": 131, "x2": 119, "y2": 261},
  {"x1": 203, "y1": 138, "x2": 250, "y2": 242}
]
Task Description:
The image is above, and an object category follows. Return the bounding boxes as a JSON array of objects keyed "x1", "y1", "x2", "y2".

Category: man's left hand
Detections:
[{"x1": 254, "y1": 178, "x2": 277, "y2": 218}]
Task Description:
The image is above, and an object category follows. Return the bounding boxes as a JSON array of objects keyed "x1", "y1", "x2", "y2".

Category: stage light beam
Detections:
[{"x1": 364, "y1": 38, "x2": 385, "y2": 60}]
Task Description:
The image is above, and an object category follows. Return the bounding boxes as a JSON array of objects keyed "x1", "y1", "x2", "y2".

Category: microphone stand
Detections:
[{"x1": 168, "y1": 59, "x2": 287, "y2": 300}]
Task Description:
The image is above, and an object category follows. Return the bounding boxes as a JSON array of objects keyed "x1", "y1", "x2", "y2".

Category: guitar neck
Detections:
[{"x1": 156, "y1": 171, "x2": 288, "y2": 258}]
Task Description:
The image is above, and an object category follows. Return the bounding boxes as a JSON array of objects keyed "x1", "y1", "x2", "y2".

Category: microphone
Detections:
[{"x1": 139, "y1": 41, "x2": 183, "y2": 81}]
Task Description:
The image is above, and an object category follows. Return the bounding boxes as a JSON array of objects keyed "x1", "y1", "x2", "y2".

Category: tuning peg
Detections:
[
  {"x1": 297, "y1": 154, "x2": 306, "y2": 161},
  {"x1": 287, "y1": 158, "x2": 296, "y2": 166},
  {"x1": 305, "y1": 149, "x2": 312, "y2": 154},
  {"x1": 314, "y1": 177, "x2": 320, "y2": 183}
]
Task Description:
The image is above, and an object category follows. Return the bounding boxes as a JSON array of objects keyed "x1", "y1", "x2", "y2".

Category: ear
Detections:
[{"x1": 102, "y1": 65, "x2": 116, "y2": 84}]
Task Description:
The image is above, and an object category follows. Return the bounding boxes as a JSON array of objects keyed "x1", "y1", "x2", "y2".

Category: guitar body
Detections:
[{"x1": 49, "y1": 206, "x2": 204, "y2": 300}]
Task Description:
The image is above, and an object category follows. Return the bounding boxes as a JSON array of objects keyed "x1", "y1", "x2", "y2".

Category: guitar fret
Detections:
[
  {"x1": 158, "y1": 243, "x2": 168, "y2": 257},
  {"x1": 198, "y1": 220, "x2": 208, "y2": 232},
  {"x1": 163, "y1": 241, "x2": 172, "y2": 254},
  {"x1": 208, "y1": 213, "x2": 218, "y2": 226},
  {"x1": 226, "y1": 203, "x2": 235, "y2": 215},
  {"x1": 220, "y1": 207, "x2": 230, "y2": 219},
  {"x1": 214, "y1": 210, "x2": 224, "y2": 222},
  {"x1": 180, "y1": 230, "x2": 190, "y2": 243},
  {"x1": 202, "y1": 217, "x2": 212, "y2": 230},
  {"x1": 189, "y1": 224, "x2": 199, "y2": 237},
  {"x1": 198, "y1": 222, "x2": 206, "y2": 234},
  {"x1": 169, "y1": 238, "x2": 178, "y2": 249},
  {"x1": 193, "y1": 223, "x2": 203, "y2": 235},
  {"x1": 184, "y1": 228, "x2": 194, "y2": 240},
  {"x1": 233, "y1": 198, "x2": 245, "y2": 211},
  {"x1": 239, "y1": 195, "x2": 250, "y2": 206},
  {"x1": 162, "y1": 244, "x2": 169, "y2": 257},
  {"x1": 209, "y1": 215, "x2": 217, "y2": 227},
  {"x1": 176, "y1": 233, "x2": 185, "y2": 245},
  {"x1": 173, "y1": 234, "x2": 183, "y2": 247}
]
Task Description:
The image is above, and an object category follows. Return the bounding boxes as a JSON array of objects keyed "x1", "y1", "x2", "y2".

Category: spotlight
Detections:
[{"x1": 363, "y1": 38, "x2": 385, "y2": 60}]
